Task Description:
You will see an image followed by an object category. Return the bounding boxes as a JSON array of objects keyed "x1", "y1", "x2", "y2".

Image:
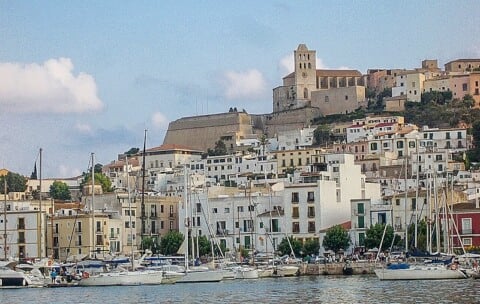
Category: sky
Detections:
[{"x1": 1, "y1": 1, "x2": 480, "y2": 178}]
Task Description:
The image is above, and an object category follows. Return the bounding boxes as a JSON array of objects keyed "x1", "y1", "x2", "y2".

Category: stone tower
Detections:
[{"x1": 294, "y1": 44, "x2": 316, "y2": 102}]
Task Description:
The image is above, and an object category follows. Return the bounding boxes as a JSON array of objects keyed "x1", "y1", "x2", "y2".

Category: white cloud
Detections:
[
  {"x1": 75, "y1": 122, "x2": 93, "y2": 134},
  {"x1": 279, "y1": 54, "x2": 294, "y2": 74},
  {"x1": 222, "y1": 69, "x2": 267, "y2": 100},
  {"x1": 58, "y1": 164, "x2": 82, "y2": 178},
  {"x1": 0, "y1": 58, "x2": 104, "y2": 113},
  {"x1": 151, "y1": 111, "x2": 169, "y2": 130}
]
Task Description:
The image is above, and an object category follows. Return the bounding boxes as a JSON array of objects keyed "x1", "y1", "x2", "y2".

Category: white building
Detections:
[{"x1": 0, "y1": 201, "x2": 47, "y2": 259}]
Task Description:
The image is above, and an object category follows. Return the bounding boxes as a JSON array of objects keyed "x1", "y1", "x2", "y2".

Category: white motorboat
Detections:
[
  {"x1": 0, "y1": 266, "x2": 28, "y2": 287},
  {"x1": 257, "y1": 265, "x2": 274, "y2": 278},
  {"x1": 374, "y1": 263, "x2": 468, "y2": 280},
  {"x1": 78, "y1": 269, "x2": 164, "y2": 286},
  {"x1": 274, "y1": 264, "x2": 299, "y2": 277},
  {"x1": 233, "y1": 266, "x2": 258, "y2": 279},
  {"x1": 160, "y1": 265, "x2": 223, "y2": 283}
]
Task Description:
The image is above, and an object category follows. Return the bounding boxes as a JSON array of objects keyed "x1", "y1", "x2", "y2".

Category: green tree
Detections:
[
  {"x1": 81, "y1": 172, "x2": 113, "y2": 193},
  {"x1": 191, "y1": 235, "x2": 211, "y2": 257},
  {"x1": 313, "y1": 124, "x2": 332, "y2": 146},
  {"x1": 303, "y1": 238, "x2": 320, "y2": 256},
  {"x1": 124, "y1": 147, "x2": 140, "y2": 156},
  {"x1": 259, "y1": 134, "x2": 268, "y2": 156},
  {"x1": 277, "y1": 236, "x2": 302, "y2": 257},
  {"x1": 207, "y1": 140, "x2": 228, "y2": 156},
  {"x1": 160, "y1": 231, "x2": 184, "y2": 255},
  {"x1": 141, "y1": 236, "x2": 161, "y2": 254},
  {"x1": 0, "y1": 172, "x2": 27, "y2": 194},
  {"x1": 364, "y1": 223, "x2": 399, "y2": 251},
  {"x1": 322, "y1": 225, "x2": 351, "y2": 253},
  {"x1": 49, "y1": 181, "x2": 72, "y2": 200}
]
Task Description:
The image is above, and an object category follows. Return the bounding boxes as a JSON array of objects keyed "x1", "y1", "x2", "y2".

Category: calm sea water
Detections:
[{"x1": 1, "y1": 275, "x2": 480, "y2": 304}]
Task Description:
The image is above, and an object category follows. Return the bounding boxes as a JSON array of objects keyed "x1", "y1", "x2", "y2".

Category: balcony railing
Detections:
[
  {"x1": 17, "y1": 238, "x2": 25, "y2": 243},
  {"x1": 17, "y1": 224, "x2": 25, "y2": 230},
  {"x1": 216, "y1": 229, "x2": 229, "y2": 236}
]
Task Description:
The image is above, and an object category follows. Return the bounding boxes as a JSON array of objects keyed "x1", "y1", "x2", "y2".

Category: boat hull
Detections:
[
  {"x1": 375, "y1": 266, "x2": 468, "y2": 280},
  {"x1": 275, "y1": 265, "x2": 299, "y2": 277},
  {"x1": 177, "y1": 269, "x2": 224, "y2": 283},
  {"x1": 78, "y1": 271, "x2": 163, "y2": 286}
]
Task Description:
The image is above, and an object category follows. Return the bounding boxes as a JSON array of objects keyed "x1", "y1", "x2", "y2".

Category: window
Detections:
[
  {"x1": 462, "y1": 218, "x2": 472, "y2": 234},
  {"x1": 325, "y1": 96, "x2": 329, "y2": 102},
  {"x1": 292, "y1": 207, "x2": 299, "y2": 218},
  {"x1": 307, "y1": 192, "x2": 314, "y2": 202},
  {"x1": 308, "y1": 221, "x2": 316, "y2": 233},
  {"x1": 371, "y1": 143, "x2": 378, "y2": 151},
  {"x1": 397, "y1": 141, "x2": 404, "y2": 148},
  {"x1": 292, "y1": 222, "x2": 300, "y2": 233},
  {"x1": 308, "y1": 206, "x2": 315, "y2": 218},
  {"x1": 237, "y1": 206, "x2": 244, "y2": 212},
  {"x1": 213, "y1": 208, "x2": 218, "y2": 213},
  {"x1": 411, "y1": 198, "x2": 416, "y2": 211},
  {"x1": 463, "y1": 83, "x2": 468, "y2": 91},
  {"x1": 358, "y1": 216, "x2": 365, "y2": 229},
  {"x1": 345, "y1": 95, "x2": 348, "y2": 100},
  {"x1": 357, "y1": 203, "x2": 364, "y2": 214},
  {"x1": 291, "y1": 192, "x2": 299, "y2": 203},
  {"x1": 396, "y1": 199, "x2": 400, "y2": 206},
  {"x1": 224, "y1": 207, "x2": 230, "y2": 213},
  {"x1": 463, "y1": 238, "x2": 472, "y2": 246}
]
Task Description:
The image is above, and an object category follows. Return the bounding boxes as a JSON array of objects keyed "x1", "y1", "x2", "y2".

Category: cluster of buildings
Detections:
[{"x1": 2, "y1": 44, "x2": 480, "y2": 262}]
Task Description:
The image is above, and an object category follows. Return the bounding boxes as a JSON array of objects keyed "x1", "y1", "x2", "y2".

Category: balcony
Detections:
[
  {"x1": 216, "y1": 229, "x2": 229, "y2": 236},
  {"x1": 17, "y1": 238, "x2": 25, "y2": 243},
  {"x1": 265, "y1": 227, "x2": 281, "y2": 233},
  {"x1": 17, "y1": 224, "x2": 25, "y2": 230},
  {"x1": 394, "y1": 224, "x2": 403, "y2": 231},
  {"x1": 169, "y1": 213, "x2": 175, "y2": 218},
  {"x1": 150, "y1": 213, "x2": 158, "y2": 219}
]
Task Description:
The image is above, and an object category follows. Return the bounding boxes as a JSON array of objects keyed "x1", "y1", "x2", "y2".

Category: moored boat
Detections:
[{"x1": 374, "y1": 263, "x2": 468, "y2": 280}]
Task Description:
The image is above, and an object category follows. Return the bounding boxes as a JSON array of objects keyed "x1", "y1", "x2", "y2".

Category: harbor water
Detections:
[{"x1": 1, "y1": 275, "x2": 480, "y2": 303}]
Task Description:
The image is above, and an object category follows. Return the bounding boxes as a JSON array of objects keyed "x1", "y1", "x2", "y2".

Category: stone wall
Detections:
[{"x1": 163, "y1": 112, "x2": 254, "y2": 152}]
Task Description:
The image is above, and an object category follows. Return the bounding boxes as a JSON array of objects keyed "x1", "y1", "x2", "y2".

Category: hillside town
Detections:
[{"x1": 2, "y1": 43, "x2": 480, "y2": 268}]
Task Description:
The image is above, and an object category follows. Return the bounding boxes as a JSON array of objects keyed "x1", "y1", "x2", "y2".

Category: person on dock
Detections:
[{"x1": 50, "y1": 269, "x2": 58, "y2": 284}]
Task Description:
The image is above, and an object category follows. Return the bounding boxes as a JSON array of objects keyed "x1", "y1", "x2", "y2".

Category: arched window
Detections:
[
  {"x1": 303, "y1": 63, "x2": 306, "y2": 69},
  {"x1": 304, "y1": 88, "x2": 308, "y2": 98},
  {"x1": 299, "y1": 63, "x2": 302, "y2": 69}
]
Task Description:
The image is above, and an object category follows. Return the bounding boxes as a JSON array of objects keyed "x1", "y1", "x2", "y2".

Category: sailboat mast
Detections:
[
  {"x1": 126, "y1": 156, "x2": 134, "y2": 269},
  {"x1": 39, "y1": 148, "x2": 43, "y2": 258},
  {"x1": 141, "y1": 129, "x2": 147, "y2": 246},
  {"x1": 3, "y1": 179, "x2": 7, "y2": 260},
  {"x1": 91, "y1": 153, "x2": 96, "y2": 258},
  {"x1": 404, "y1": 154, "x2": 408, "y2": 253},
  {"x1": 184, "y1": 166, "x2": 189, "y2": 271}
]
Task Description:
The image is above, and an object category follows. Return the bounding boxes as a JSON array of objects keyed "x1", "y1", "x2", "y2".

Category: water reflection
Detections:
[{"x1": 1, "y1": 275, "x2": 479, "y2": 304}]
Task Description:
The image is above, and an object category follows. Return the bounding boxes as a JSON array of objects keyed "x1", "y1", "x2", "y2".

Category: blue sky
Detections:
[{"x1": 1, "y1": 1, "x2": 480, "y2": 178}]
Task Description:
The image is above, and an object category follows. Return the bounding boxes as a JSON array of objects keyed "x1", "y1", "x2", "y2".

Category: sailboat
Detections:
[
  {"x1": 78, "y1": 154, "x2": 164, "y2": 286},
  {"x1": 375, "y1": 172, "x2": 468, "y2": 280},
  {"x1": 174, "y1": 166, "x2": 224, "y2": 283}
]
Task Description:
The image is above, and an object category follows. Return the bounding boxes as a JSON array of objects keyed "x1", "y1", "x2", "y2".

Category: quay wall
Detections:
[{"x1": 298, "y1": 262, "x2": 376, "y2": 276}]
